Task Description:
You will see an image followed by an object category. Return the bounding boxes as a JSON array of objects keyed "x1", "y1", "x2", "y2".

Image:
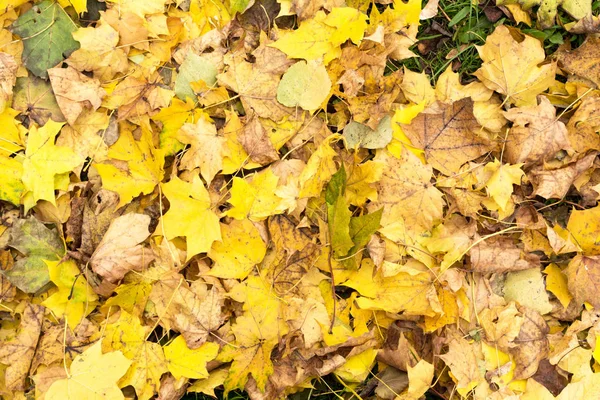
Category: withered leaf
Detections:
[{"x1": 401, "y1": 98, "x2": 493, "y2": 175}]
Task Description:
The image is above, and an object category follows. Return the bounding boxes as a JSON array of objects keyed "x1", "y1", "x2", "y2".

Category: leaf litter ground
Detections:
[{"x1": 1, "y1": 0, "x2": 600, "y2": 399}]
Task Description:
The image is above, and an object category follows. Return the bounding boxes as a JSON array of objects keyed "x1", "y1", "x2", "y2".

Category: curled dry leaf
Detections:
[{"x1": 90, "y1": 213, "x2": 154, "y2": 283}]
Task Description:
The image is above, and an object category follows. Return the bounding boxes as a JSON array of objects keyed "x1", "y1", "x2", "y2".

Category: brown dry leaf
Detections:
[
  {"x1": 557, "y1": 35, "x2": 600, "y2": 87},
  {"x1": 239, "y1": 113, "x2": 280, "y2": 165},
  {"x1": 567, "y1": 95, "x2": 600, "y2": 153},
  {"x1": 90, "y1": 213, "x2": 154, "y2": 283},
  {"x1": 567, "y1": 254, "x2": 600, "y2": 308},
  {"x1": 0, "y1": 52, "x2": 17, "y2": 112},
  {"x1": 469, "y1": 237, "x2": 542, "y2": 273},
  {"x1": 439, "y1": 335, "x2": 483, "y2": 394},
  {"x1": 48, "y1": 66, "x2": 106, "y2": 125},
  {"x1": 0, "y1": 303, "x2": 43, "y2": 390},
  {"x1": 509, "y1": 305, "x2": 549, "y2": 379},
  {"x1": 503, "y1": 96, "x2": 571, "y2": 165},
  {"x1": 401, "y1": 98, "x2": 493, "y2": 175},
  {"x1": 149, "y1": 271, "x2": 225, "y2": 349},
  {"x1": 530, "y1": 152, "x2": 597, "y2": 198}
]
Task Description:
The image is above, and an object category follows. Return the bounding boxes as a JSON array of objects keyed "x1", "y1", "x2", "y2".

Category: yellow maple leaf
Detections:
[
  {"x1": 102, "y1": 311, "x2": 167, "y2": 400},
  {"x1": 45, "y1": 342, "x2": 131, "y2": 400},
  {"x1": 95, "y1": 125, "x2": 164, "y2": 208},
  {"x1": 220, "y1": 276, "x2": 286, "y2": 393},
  {"x1": 226, "y1": 169, "x2": 285, "y2": 221},
  {"x1": 22, "y1": 121, "x2": 83, "y2": 211},
  {"x1": 159, "y1": 175, "x2": 221, "y2": 259},
  {"x1": 342, "y1": 259, "x2": 435, "y2": 316},
  {"x1": 299, "y1": 135, "x2": 339, "y2": 198},
  {"x1": 207, "y1": 219, "x2": 267, "y2": 279},
  {"x1": 152, "y1": 97, "x2": 205, "y2": 156},
  {"x1": 177, "y1": 118, "x2": 225, "y2": 185},
  {"x1": 474, "y1": 25, "x2": 556, "y2": 106},
  {"x1": 42, "y1": 259, "x2": 98, "y2": 330},
  {"x1": 483, "y1": 159, "x2": 524, "y2": 211},
  {"x1": 164, "y1": 336, "x2": 219, "y2": 379}
]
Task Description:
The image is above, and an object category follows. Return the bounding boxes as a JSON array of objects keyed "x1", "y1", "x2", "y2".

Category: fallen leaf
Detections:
[
  {"x1": 159, "y1": 175, "x2": 221, "y2": 259},
  {"x1": 503, "y1": 97, "x2": 570, "y2": 165},
  {"x1": 45, "y1": 341, "x2": 131, "y2": 399},
  {"x1": 0, "y1": 304, "x2": 43, "y2": 390},
  {"x1": 90, "y1": 213, "x2": 153, "y2": 283},
  {"x1": 11, "y1": 1, "x2": 79, "y2": 78},
  {"x1": 48, "y1": 66, "x2": 106, "y2": 126},
  {"x1": 474, "y1": 25, "x2": 555, "y2": 106}
]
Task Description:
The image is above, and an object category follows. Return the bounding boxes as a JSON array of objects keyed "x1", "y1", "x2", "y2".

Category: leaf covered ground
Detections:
[{"x1": 1, "y1": 0, "x2": 600, "y2": 398}]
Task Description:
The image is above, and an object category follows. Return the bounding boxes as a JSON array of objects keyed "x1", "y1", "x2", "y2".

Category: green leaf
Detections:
[
  {"x1": 325, "y1": 165, "x2": 346, "y2": 205},
  {"x1": 277, "y1": 60, "x2": 332, "y2": 111},
  {"x1": 174, "y1": 53, "x2": 217, "y2": 101},
  {"x1": 2, "y1": 217, "x2": 65, "y2": 293},
  {"x1": 0, "y1": 155, "x2": 24, "y2": 205},
  {"x1": 342, "y1": 208, "x2": 383, "y2": 269},
  {"x1": 327, "y1": 195, "x2": 354, "y2": 258},
  {"x1": 12, "y1": 76, "x2": 65, "y2": 126},
  {"x1": 230, "y1": 0, "x2": 252, "y2": 14},
  {"x1": 343, "y1": 115, "x2": 393, "y2": 150},
  {"x1": 11, "y1": 0, "x2": 79, "y2": 78}
]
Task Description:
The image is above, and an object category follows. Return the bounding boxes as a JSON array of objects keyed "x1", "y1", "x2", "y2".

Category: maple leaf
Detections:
[
  {"x1": 67, "y1": 21, "x2": 129, "y2": 81},
  {"x1": 159, "y1": 175, "x2": 221, "y2": 259},
  {"x1": 401, "y1": 98, "x2": 493, "y2": 175},
  {"x1": 474, "y1": 25, "x2": 556, "y2": 106},
  {"x1": 226, "y1": 169, "x2": 286, "y2": 221},
  {"x1": 503, "y1": 96, "x2": 570, "y2": 165},
  {"x1": 102, "y1": 311, "x2": 167, "y2": 400},
  {"x1": 11, "y1": 1, "x2": 79, "y2": 78},
  {"x1": 342, "y1": 259, "x2": 435, "y2": 315},
  {"x1": 22, "y1": 120, "x2": 83, "y2": 210},
  {"x1": 208, "y1": 219, "x2": 267, "y2": 279},
  {"x1": 2, "y1": 217, "x2": 65, "y2": 293},
  {"x1": 177, "y1": 118, "x2": 225, "y2": 185},
  {"x1": 374, "y1": 148, "x2": 444, "y2": 232},
  {"x1": 164, "y1": 336, "x2": 219, "y2": 379},
  {"x1": 45, "y1": 342, "x2": 131, "y2": 399},
  {"x1": 47, "y1": 66, "x2": 106, "y2": 126},
  {"x1": 0, "y1": 304, "x2": 43, "y2": 391},
  {"x1": 42, "y1": 259, "x2": 99, "y2": 330},
  {"x1": 95, "y1": 125, "x2": 164, "y2": 208},
  {"x1": 149, "y1": 271, "x2": 225, "y2": 348},
  {"x1": 220, "y1": 276, "x2": 287, "y2": 393}
]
